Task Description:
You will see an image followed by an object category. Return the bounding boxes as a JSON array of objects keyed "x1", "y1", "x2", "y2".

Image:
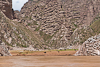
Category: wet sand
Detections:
[{"x1": 0, "y1": 56, "x2": 100, "y2": 67}]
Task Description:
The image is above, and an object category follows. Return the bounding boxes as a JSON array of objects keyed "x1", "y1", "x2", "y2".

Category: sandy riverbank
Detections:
[{"x1": 10, "y1": 50, "x2": 77, "y2": 56}]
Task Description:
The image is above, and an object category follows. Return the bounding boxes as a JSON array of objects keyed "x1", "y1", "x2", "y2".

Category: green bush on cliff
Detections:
[
  {"x1": 40, "y1": 31, "x2": 52, "y2": 41},
  {"x1": 90, "y1": 18, "x2": 100, "y2": 34}
]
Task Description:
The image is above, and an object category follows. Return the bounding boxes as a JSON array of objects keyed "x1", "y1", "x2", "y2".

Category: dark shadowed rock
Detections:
[{"x1": 0, "y1": 0, "x2": 15, "y2": 19}]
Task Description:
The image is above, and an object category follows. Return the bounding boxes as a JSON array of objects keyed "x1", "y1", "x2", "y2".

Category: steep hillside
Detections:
[
  {"x1": 75, "y1": 34, "x2": 100, "y2": 56},
  {"x1": 70, "y1": 15, "x2": 100, "y2": 46},
  {"x1": 0, "y1": 11, "x2": 48, "y2": 49},
  {"x1": 1, "y1": 0, "x2": 100, "y2": 50},
  {"x1": 16, "y1": 0, "x2": 100, "y2": 48},
  {"x1": 91, "y1": 18, "x2": 100, "y2": 34}
]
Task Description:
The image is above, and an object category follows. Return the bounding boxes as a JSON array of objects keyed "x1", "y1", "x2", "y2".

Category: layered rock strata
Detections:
[
  {"x1": 75, "y1": 34, "x2": 100, "y2": 56},
  {"x1": 0, "y1": 9, "x2": 48, "y2": 50},
  {"x1": 1, "y1": 0, "x2": 100, "y2": 51},
  {"x1": 18, "y1": 0, "x2": 100, "y2": 48}
]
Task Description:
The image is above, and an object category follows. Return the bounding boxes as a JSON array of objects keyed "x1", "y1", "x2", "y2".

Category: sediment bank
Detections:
[{"x1": 10, "y1": 50, "x2": 76, "y2": 56}]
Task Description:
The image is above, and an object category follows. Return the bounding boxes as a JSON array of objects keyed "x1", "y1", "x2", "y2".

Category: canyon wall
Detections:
[
  {"x1": 75, "y1": 34, "x2": 100, "y2": 56},
  {"x1": 0, "y1": 0, "x2": 14, "y2": 19},
  {"x1": 1, "y1": 0, "x2": 100, "y2": 51},
  {"x1": 17, "y1": 0, "x2": 100, "y2": 48}
]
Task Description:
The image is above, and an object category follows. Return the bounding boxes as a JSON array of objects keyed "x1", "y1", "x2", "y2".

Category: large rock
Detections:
[
  {"x1": 0, "y1": 44, "x2": 11, "y2": 56},
  {"x1": 0, "y1": 0, "x2": 15, "y2": 19},
  {"x1": 75, "y1": 34, "x2": 100, "y2": 56}
]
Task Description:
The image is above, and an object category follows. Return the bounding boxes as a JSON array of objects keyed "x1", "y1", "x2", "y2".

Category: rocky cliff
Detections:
[
  {"x1": 0, "y1": 10, "x2": 48, "y2": 50},
  {"x1": 17, "y1": 0, "x2": 100, "y2": 48},
  {"x1": 1, "y1": 0, "x2": 100, "y2": 51},
  {"x1": 75, "y1": 34, "x2": 100, "y2": 56},
  {"x1": 0, "y1": 0, "x2": 15, "y2": 19}
]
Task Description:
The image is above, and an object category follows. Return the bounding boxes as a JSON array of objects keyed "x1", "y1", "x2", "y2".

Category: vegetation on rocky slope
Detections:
[
  {"x1": 70, "y1": 16, "x2": 100, "y2": 46},
  {"x1": 0, "y1": 11, "x2": 49, "y2": 49},
  {"x1": 1, "y1": 0, "x2": 100, "y2": 50},
  {"x1": 16, "y1": 0, "x2": 100, "y2": 49}
]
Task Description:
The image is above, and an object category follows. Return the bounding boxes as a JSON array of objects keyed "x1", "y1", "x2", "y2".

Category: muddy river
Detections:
[{"x1": 0, "y1": 56, "x2": 100, "y2": 67}]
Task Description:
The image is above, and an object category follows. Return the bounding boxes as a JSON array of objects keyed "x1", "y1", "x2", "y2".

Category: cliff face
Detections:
[
  {"x1": 75, "y1": 34, "x2": 100, "y2": 56},
  {"x1": 0, "y1": 0, "x2": 14, "y2": 19},
  {"x1": 17, "y1": 0, "x2": 100, "y2": 48},
  {"x1": 0, "y1": 0, "x2": 49, "y2": 50},
  {"x1": 1, "y1": 0, "x2": 100, "y2": 50},
  {"x1": 0, "y1": 11, "x2": 46, "y2": 50}
]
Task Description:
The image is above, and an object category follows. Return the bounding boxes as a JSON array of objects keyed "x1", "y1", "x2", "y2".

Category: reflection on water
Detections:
[{"x1": 0, "y1": 56, "x2": 100, "y2": 67}]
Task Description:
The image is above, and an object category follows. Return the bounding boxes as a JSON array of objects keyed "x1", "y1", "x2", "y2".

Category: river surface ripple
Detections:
[{"x1": 0, "y1": 56, "x2": 100, "y2": 67}]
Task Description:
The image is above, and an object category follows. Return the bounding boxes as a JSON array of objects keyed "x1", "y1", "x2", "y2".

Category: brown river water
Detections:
[{"x1": 0, "y1": 56, "x2": 100, "y2": 67}]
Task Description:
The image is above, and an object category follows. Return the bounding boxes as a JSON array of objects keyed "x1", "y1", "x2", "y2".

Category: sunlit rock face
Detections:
[
  {"x1": 0, "y1": 0, "x2": 14, "y2": 19},
  {"x1": 75, "y1": 34, "x2": 100, "y2": 56},
  {"x1": 18, "y1": 0, "x2": 100, "y2": 48}
]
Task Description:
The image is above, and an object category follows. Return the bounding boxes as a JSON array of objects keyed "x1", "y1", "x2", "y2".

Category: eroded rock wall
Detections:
[
  {"x1": 0, "y1": 19, "x2": 11, "y2": 56},
  {"x1": 0, "y1": 0, "x2": 14, "y2": 19},
  {"x1": 75, "y1": 34, "x2": 100, "y2": 56},
  {"x1": 18, "y1": 0, "x2": 100, "y2": 48}
]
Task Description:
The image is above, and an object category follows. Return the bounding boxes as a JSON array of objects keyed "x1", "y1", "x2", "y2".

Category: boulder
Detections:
[
  {"x1": 0, "y1": 44, "x2": 11, "y2": 56},
  {"x1": 75, "y1": 34, "x2": 100, "y2": 56}
]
